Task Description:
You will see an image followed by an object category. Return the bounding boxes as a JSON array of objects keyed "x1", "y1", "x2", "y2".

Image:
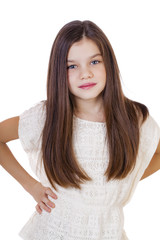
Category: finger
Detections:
[
  {"x1": 39, "y1": 201, "x2": 52, "y2": 213},
  {"x1": 42, "y1": 196, "x2": 55, "y2": 208},
  {"x1": 45, "y1": 188, "x2": 58, "y2": 199},
  {"x1": 35, "y1": 204, "x2": 42, "y2": 214}
]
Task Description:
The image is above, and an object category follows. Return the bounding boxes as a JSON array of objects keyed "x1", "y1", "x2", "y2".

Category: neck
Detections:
[{"x1": 73, "y1": 96, "x2": 105, "y2": 122}]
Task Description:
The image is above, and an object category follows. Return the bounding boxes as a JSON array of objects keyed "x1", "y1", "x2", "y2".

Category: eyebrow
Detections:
[{"x1": 67, "y1": 53, "x2": 102, "y2": 63}]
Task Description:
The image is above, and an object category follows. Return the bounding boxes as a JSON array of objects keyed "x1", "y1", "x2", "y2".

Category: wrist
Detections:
[{"x1": 23, "y1": 176, "x2": 38, "y2": 195}]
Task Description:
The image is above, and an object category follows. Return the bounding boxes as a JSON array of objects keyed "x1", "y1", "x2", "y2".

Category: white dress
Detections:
[{"x1": 18, "y1": 101, "x2": 160, "y2": 240}]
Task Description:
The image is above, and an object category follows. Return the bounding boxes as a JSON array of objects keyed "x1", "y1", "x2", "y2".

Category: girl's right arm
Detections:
[{"x1": 0, "y1": 116, "x2": 57, "y2": 214}]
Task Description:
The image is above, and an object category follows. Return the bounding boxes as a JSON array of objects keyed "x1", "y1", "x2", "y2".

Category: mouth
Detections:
[{"x1": 78, "y1": 83, "x2": 97, "y2": 89}]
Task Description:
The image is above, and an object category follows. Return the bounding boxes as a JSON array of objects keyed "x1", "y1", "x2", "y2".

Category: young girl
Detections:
[{"x1": 0, "y1": 20, "x2": 160, "y2": 240}]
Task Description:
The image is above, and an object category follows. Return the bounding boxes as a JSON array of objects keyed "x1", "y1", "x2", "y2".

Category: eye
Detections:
[
  {"x1": 67, "y1": 65, "x2": 77, "y2": 70},
  {"x1": 91, "y1": 60, "x2": 100, "y2": 65}
]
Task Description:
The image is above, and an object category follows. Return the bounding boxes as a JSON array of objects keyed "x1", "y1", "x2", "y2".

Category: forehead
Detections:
[{"x1": 67, "y1": 38, "x2": 101, "y2": 59}]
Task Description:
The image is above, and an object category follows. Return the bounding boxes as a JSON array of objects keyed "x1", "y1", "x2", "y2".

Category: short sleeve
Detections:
[
  {"x1": 122, "y1": 114, "x2": 160, "y2": 206},
  {"x1": 18, "y1": 101, "x2": 46, "y2": 153},
  {"x1": 137, "y1": 114, "x2": 160, "y2": 178}
]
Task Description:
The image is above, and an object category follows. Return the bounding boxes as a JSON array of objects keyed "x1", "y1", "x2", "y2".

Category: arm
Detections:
[
  {"x1": 0, "y1": 116, "x2": 57, "y2": 213},
  {"x1": 140, "y1": 139, "x2": 160, "y2": 180},
  {"x1": 0, "y1": 116, "x2": 35, "y2": 192}
]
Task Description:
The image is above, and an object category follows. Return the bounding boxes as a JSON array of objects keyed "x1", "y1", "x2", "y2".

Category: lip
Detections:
[{"x1": 78, "y1": 83, "x2": 97, "y2": 88}]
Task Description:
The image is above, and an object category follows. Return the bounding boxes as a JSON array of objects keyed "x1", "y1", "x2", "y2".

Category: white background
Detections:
[{"x1": 0, "y1": 0, "x2": 160, "y2": 239}]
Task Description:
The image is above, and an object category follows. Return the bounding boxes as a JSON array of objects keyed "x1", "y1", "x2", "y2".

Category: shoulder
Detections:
[
  {"x1": 140, "y1": 114, "x2": 160, "y2": 136},
  {"x1": 19, "y1": 100, "x2": 46, "y2": 121},
  {"x1": 139, "y1": 114, "x2": 160, "y2": 157},
  {"x1": 18, "y1": 100, "x2": 46, "y2": 152}
]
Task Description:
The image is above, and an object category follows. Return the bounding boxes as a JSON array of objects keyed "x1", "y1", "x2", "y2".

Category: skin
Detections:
[
  {"x1": 140, "y1": 139, "x2": 160, "y2": 180},
  {"x1": 67, "y1": 37, "x2": 106, "y2": 122},
  {"x1": 0, "y1": 118, "x2": 57, "y2": 214},
  {"x1": 0, "y1": 38, "x2": 160, "y2": 214}
]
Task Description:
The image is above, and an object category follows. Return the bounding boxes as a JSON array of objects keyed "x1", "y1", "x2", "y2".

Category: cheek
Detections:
[
  {"x1": 67, "y1": 71, "x2": 72, "y2": 84},
  {"x1": 101, "y1": 67, "x2": 107, "y2": 81},
  {"x1": 67, "y1": 73, "x2": 76, "y2": 93},
  {"x1": 67, "y1": 71, "x2": 78, "y2": 85},
  {"x1": 97, "y1": 67, "x2": 106, "y2": 81}
]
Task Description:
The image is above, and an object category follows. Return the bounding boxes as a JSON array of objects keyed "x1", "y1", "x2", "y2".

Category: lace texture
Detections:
[{"x1": 18, "y1": 101, "x2": 160, "y2": 240}]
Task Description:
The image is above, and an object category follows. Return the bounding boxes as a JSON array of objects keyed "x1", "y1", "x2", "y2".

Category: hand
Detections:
[{"x1": 29, "y1": 181, "x2": 58, "y2": 214}]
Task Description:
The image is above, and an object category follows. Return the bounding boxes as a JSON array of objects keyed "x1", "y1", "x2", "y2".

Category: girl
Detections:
[{"x1": 0, "y1": 20, "x2": 160, "y2": 240}]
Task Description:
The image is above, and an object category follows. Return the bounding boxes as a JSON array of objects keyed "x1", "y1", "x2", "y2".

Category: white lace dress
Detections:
[{"x1": 18, "y1": 101, "x2": 160, "y2": 240}]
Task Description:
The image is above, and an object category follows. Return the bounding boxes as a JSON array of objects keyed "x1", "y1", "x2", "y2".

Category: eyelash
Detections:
[
  {"x1": 67, "y1": 60, "x2": 101, "y2": 69},
  {"x1": 91, "y1": 60, "x2": 100, "y2": 65}
]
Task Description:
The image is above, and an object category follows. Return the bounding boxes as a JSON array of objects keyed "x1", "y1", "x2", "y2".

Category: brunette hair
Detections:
[{"x1": 41, "y1": 20, "x2": 149, "y2": 191}]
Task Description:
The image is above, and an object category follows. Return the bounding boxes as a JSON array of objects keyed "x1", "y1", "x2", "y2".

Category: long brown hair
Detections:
[{"x1": 41, "y1": 20, "x2": 149, "y2": 191}]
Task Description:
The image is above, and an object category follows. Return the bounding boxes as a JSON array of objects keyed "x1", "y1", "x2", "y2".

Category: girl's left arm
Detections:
[{"x1": 141, "y1": 139, "x2": 160, "y2": 180}]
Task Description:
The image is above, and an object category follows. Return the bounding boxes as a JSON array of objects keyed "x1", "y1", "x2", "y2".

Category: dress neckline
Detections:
[{"x1": 73, "y1": 114, "x2": 106, "y2": 125}]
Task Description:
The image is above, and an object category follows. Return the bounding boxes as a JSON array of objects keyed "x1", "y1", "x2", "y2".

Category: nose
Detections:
[{"x1": 80, "y1": 67, "x2": 94, "y2": 80}]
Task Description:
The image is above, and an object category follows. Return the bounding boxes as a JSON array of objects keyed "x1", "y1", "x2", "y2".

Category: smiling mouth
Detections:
[{"x1": 78, "y1": 83, "x2": 97, "y2": 89}]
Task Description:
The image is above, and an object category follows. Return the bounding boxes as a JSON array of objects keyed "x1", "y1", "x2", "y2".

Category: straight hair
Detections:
[{"x1": 41, "y1": 20, "x2": 149, "y2": 191}]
